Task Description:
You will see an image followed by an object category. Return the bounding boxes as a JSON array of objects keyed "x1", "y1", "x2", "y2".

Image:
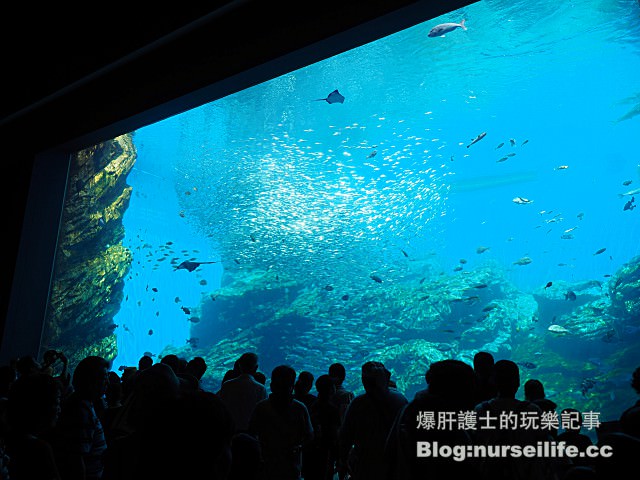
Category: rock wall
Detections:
[{"x1": 41, "y1": 134, "x2": 136, "y2": 370}]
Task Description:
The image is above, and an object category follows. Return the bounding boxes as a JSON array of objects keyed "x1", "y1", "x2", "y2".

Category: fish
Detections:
[
  {"x1": 370, "y1": 274, "x2": 383, "y2": 283},
  {"x1": 496, "y1": 143, "x2": 505, "y2": 149},
  {"x1": 324, "y1": 285, "x2": 334, "y2": 291},
  {"x1": 428, "y1": 19, "x2": 467, "y2": 37},
  {"x1": 401, "y1": 249, "x2": 409, "y2": 258},
  {"x1": 513, "y1": 256, "x2": 532, "y2": 266},
  {"x1": 476, "y1": 246, "x2": 490, "y2": 254},
  {"x1": 148, "y1": 329, "x2": 153, "y2": 335},
  {"x1": 175, "y1": 260, "x2": 217, "y2": 272},
  {"x1": 459, "y1": 258, "x2": 467, "y2": 264},
  {"x1": 367, "y1": 150, "x2": 378, "y2": 159},
  {"x1": 506, "y1": 153, "x2": 516, "y2": 157},
  {"x1": 453, "y1": 265, "x2": 463, "y2": 272},
  {"x1": 618, "y1": 187, "x2": 640, "y2": 197},
  {"x1": 512, "y1": 197, "x2": 534, "y2": 204},
  {"x1": 466, "y1": 131, "x2": 487, "y2": 148},
  {"x1": 555, "y1": 165, "x2": 569, "y2": 170},
  {"x1": 314, "y1": 89, "x2": 345, "y2": 104},
  {"x1": 577, "y1": 212, "x2": 584, "y2": 220},
  {"x1": 143, "y1": 352, "x2": 156, "y2": 358},
  {"x1": 565, "y1": 291, "x2": 577, "y2": 301},
  {"x1": 510, "y1": 139, "x2": 516, "y2": 146},
  {"x1": 188, "y1": 317, "x2": 200, "y2": 323},
  {"x1": 521, "y1": 139, "x2": 529, "y2": 146},
  {"x1": 548, "y1": 324, "x2": 570, "y2": 334},
  {"x1": 560, "y1": 234, "x2": 574, "y2": 240},
  {"x1": 497, "y1": 156, "x2": 509, "y2": 163},
  {"x1": 622, "y1": 180, "x2": 633, "y2": 186},
  {"x1": 623, "y1": 197, "x2": 636, "y2": 211},
  {"x1": 341, "y1": 294, "x2": 349, "y2": 301},
  {"x1": 181, "y1": 306, "x2": 191, "y2": 315},
  {"x1": 593, "y1": 248, "x2": 606, "y2": 256},
  {"x1": 517, "y1": 361, "x2": 537, "y2": 370},
  {"x1": 544, "y1": 281, "x2": 553, "y2": 289}
]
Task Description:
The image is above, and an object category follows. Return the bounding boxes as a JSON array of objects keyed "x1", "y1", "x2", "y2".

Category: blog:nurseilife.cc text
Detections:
[{"x1": 417, "y1": 441, "x2": 613, "y2": 462}]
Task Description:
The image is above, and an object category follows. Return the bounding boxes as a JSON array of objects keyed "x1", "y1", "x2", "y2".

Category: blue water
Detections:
[{"x1": 105, "y1": 0, "x2": 640, "y2": 432}]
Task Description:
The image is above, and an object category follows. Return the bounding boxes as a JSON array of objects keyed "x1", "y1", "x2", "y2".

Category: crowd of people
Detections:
[{"x1": 0, "y1": 348, "x2": 638, "y2": 480}]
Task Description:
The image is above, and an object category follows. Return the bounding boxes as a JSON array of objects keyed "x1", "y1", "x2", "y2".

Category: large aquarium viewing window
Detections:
[{"x1": 42, "y1": 0, "x2": 640, "y2": 432}]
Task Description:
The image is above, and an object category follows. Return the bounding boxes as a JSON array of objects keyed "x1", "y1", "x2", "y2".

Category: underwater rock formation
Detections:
[
  {"x1": 42, "y1": 134, "x2": 136, "y2": 370},
  {"x1": 609, "y1": 255, "x2": 640, "y2": 321}
]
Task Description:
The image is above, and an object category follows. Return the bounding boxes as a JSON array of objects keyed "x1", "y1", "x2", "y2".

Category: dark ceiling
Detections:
[{"x1": 1, "y1": 3, "x2": 230, "y2": 121}]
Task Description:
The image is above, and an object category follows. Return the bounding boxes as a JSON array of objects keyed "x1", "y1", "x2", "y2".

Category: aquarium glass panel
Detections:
[{"x1": 43, "y1": 0, "x2": 640, "y2": 438}]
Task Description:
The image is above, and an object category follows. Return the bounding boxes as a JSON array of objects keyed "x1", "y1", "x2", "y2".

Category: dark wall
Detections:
[{"x1": 0, "y1": 1, "x2": 477, "y2": 359}]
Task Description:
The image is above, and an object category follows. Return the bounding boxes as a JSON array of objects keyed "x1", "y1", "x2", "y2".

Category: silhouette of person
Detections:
[
  {"x1": 619, "y1": 366, "x2": 640, "y2": 438},
  {"x1": 386, "y1": 359, "x2": 479, "y2": 479},
  {"x1": 41, "y1": 350, "x2": 71, "y2": 393},
  {"x1": 473, "y1": 359, "x2": 559, "y2": 480},
  {"x1": 218, "y1": 352, "x2": 267, "y2": 433},
  {"x1": 524, "y1": 378, "x2": 558, "y2": 437},
  {"x1": 294, "y1": 370, "x2": 318, "y2": 411},
  {"x1": 557, "y1": 408, "x2": 594, "y2": 471},
  {"x1": 473, "y1": 351, "x2": 497, "y2": 405},
  {"x1": 329, "y1": 363, "x2": 354, "y2": 422},
  {"x1": 159, "y1": 354, "x2": 182, "y2": 374},
  {"x1": 248, "y1": 364, "x2": 314, "y2": 480},
  {"x1": 185, "y1": 356, "x2": 207, "y2": 382},
  {"x1": 138, "y1": 355, "x2": 153, "y2": 371},
  {"x1": 6, "y1": 372, "x2": 62, "y2": 480},
  {"x1": 303, "y1": 374, "x2": 341, "y2": 480},
  {"x1": 337, "y1": 361, "x2": 408, "y2": 480},
  {"x1": 52, "y1": 355, "x2": 109, "y2": 480}
]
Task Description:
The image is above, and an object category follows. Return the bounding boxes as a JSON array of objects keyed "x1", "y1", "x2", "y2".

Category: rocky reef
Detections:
[
  {"x1": 609, "y1": 255, "x2": 640, "y2": 322},
  {"x1": 42, "y1": 134, "x2": 136, "y2": 370},
  {"x1": 165, "y1": 255, "x2": 639, "y2": 411}
]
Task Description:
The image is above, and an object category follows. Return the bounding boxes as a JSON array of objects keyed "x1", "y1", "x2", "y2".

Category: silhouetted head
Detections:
[
  {"x1": 270, "y1": 365, "x2": 296, "y2": 396},
  {"x1": 15, "y1": 355, "x2": 40, "y2": 378},
  {"x1": 237, "y1": 352, "x2": 259, "y2": 375},
  {"x1": 315, "y1": 374, "x2": 336, "y2": 400},
  {"x1": 493, "y1": 359, "x2": 520, "y2": 397},
  {"x1": 329, "y1": 363, "x2": 347, "y2": 386},
  {"x1": 160, "y1": 354, "x2": 181, "y2": 374},
  {"x1": 524, "y1": 379, "x2": 545, "y2": 401},
  {"x1": 72, "y1": 355, "x2": 109, "y2": 401},
  {"x1": 294, "y1": 371, "x2": 314, "y2": 396},
  {"x1": 8, "y1": 372, "x2": 61, "y2": 434},
  {"x1": 631, "y1": 366, "x2": 640, "y2": 394},
  {"x1": 425, "y1": 359, "x2": 476, "y2": 409},
  {"x1": 138, "y1": 355, "x2": 153, "y2": 371},
  {"x1": 186, "y1": 357, "x2": 207, "y2": 380},
  {"x1": 473, "y1": 351, "x2": 495, "y2": 377},
  {"x1": 361, "y1": 361, "x2": 390, "y2": 394},
  {"x1": 129, "y1": 363, "x2": 181, "y2": 428}
]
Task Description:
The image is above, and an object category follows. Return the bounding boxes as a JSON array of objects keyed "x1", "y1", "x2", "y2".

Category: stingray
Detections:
[
  {"x1": 314, "y1": 89, "x2": 345, "y2": 104},
  {"x1": 175, "y1": 260, "x2": 217, "y2": 272}
]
